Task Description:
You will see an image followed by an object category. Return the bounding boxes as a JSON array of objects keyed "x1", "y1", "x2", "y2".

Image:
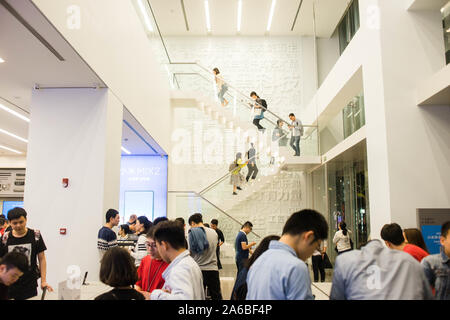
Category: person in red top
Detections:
[
  {"x1": 135, "y1": 226, "x2": 169, "y2": 295},
  {"x1": 0, "y1": 216, "x2": 8, "y2": 237},
  {"x1": 381, "y1": 223, "x2": 429, "y2": 262}
]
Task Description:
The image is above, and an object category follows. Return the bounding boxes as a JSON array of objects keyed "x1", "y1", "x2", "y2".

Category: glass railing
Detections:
[{"x1": 167, "y1": 191, "x2": 261, "y2": 263}]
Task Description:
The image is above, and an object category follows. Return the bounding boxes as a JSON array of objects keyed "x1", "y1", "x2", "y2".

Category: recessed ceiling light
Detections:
[
  {"x1": 137, "y1": 0, "x2": 154, "y2": 32},
  {"x1": 121, "y1": 146, "x2": 131, "y2": 155},
  {"x1": 0, "y1": 57, "x2": 4, "y2": 63},
  {"x1": 204, "y1": 0, "x2": 211, "y2": 33},
  {"x1": 0, "y1": 128, "x2": 28, "y2": 143},
  {"x1": 0, "y1": 103, "x2": 30, "y2": 122},
  {"x1": 267, "y1": 0, "x2": 277, "y2": 32},
  {"x1": 0, "y1": 144, "x2": 22, "y2": 154},
  {"x1": 237, "y1": 0, "x2": 242, "y2": 33}
]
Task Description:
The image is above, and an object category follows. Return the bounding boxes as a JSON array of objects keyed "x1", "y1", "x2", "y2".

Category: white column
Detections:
[
  {"x1": 360, "y1": 0, "x2": 450, "y2": 239},
  {"x1": 24, "y1": 88, "x2": 123, "y2": 288}
]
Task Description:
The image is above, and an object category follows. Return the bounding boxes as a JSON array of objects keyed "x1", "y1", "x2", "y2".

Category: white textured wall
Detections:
[
  {"x1": 165, "y1": 36, "x2": 304, "y2": 120},
  {"x1": 227, "y1": 171, "x2": 307, "y2": 241}
]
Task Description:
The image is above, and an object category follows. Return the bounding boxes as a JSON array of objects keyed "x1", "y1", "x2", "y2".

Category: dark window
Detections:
[{"x1": 338, "y1": 0, "x2": 360, "y2": 55}]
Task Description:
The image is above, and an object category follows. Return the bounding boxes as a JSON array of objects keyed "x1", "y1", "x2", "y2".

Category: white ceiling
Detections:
[
  {"x1": 144, "y1": 0, "x2": 351, "y2": 37},
  {"x1": 0, "y1": 0, "x2": 105, "y2": 156}
]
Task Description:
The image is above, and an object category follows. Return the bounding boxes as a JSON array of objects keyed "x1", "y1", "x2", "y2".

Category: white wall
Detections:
[
  {"x1": 317, "y1": 31, "x2": 341, "y2": 87},
  {"x1": 164, "y1": 36, "x2": 304, "y2": 119},
  {"x1": 32, "y1": 0, "x2": 171, "y2": 153},
  {"x1": 24, "y1": 88, "x2": 123, "y2": 289}
]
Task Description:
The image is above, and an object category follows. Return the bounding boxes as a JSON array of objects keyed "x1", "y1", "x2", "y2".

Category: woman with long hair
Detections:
[
  {"x1": 333, "y1": 221, "x2": 352, "y2": 255},
  {"x1": 213, "y1": 67, "x2": 229, "y2": 107},
  {"x1": 229, "y1": 152, "x2": 248, "y2": 195},
  {"x1": 403, "y1": 228, "x2": 429, "y2": 253},
  {"x1": 231, "y1": 235, "x2": 281, "y2": 300},
  {"x1": 130, "y1": 216, "x2": 153, "y2": 267}
]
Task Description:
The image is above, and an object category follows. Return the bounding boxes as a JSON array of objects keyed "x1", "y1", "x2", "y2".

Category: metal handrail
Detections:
[{"x1": 168, "y1": 191, "x2": 262, "y2": 239}]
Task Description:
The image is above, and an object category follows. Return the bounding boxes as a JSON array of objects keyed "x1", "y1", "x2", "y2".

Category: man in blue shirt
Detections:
[
  {"x1": 246, "y1": 209, "x2": 328, "y2": 300},
  {"x1": 235, "y1": 222, "x2": 256, "y2": 275},
  {"x1": 421, "y1": 221, "x2": 450, "y2": 300}
]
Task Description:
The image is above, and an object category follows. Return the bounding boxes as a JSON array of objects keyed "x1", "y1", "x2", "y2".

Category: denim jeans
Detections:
[
  {"x1": 290, "y1": 136, "x2": 300, "y2": 155},
  {"x1": 218, "y1": 84, "x2": 228, "y2": 104}
]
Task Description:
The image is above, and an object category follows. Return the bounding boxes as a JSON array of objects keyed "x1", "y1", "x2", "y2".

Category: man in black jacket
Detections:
[{"x1": 250, "y1": 92, "x2": 267, "y2": 132}]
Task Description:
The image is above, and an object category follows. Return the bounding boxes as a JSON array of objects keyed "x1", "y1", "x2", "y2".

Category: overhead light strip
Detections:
[
  {"x1": 0, "y1": 103, "x2": 30, "y2": 122},
  {"x1": 237, "y1": 0, "x2": 242, "y2": 33},
  {"x1": 138, "y1": 0, "x2": 154, "y2": 32},
  {"x1": 204, "y1": 0, "x2": 211, "y2": 33},
  {"x1": 267, "y1": 0, "x2": 277, "y2": 32},
  {"x1": 0, "y1": 57, "x2": 4, "y2": 63},
  {"x1": 0, "y1": 128, "x2": 28, "y2": 143},
  {"x1": 121, "y1": 146, "x2": 132, "y2": 155},
  {"x1": 0, "y1": 144, "x2": 22, "y2": 154}
]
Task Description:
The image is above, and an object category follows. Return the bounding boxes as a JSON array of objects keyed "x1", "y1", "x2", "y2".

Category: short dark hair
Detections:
[
  {"x1": 289, "y1": 113, "x2": 295, "y2": 117},
  {"x1": 154, "y1": 221, "x2": 186, "y2": 250},
  {"x1": 105, "y1": 209, "x2": 119, "y2": 223},
  {"x1": 282, "y1": 209, "x2": 328, "y2": 242},
  {"x1": 380, "y1": 223, "x2": 405, "y2": 246},
  {"x1": 213, "y1": 67, "x2": 220, "y2": 74},
  {"x1": 153, "y1": 217, "x2": 169, "y2": 226},
  {"x1": 441, "y1": 221, "x2": 450, "y2": 238},
  {"x1": 242, "y1": 221, "x2": 253, "y2": 229},
  {"x1": 0, "y1": 252, "x2": 29, "y2": 273},
  {"x1": 188, "y1": 213, "x2": 203, "y2": 225},
  {"x1": 99, "y1": 247, "x2": 137, "y2": 287},
  {"x1": 211, "y1": 219, "x2": 218, "y2": 226},
  {"x1": 146, "y1": 226, "x2": 156, "y2": 239},
  {"x1": 0, "y1": 217, "x2": 6, "y2": 226},
  {"x1": 7, "y1": 207, "x2": 27, "y2": 222},
  {"x1": 250, "y1": 91, "x2": 258, "y2": 97},
  {"x1": 175, "y1": 217, "x2": 185, "y2": 226},
  {"x1": 119, "y1": 224, "x2": 131, "y2": 234}
]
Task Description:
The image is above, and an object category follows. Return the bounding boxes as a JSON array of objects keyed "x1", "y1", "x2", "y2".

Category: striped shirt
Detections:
[
  {"x1": 97, "y1": 226, "x2": 117, "y2": 253},
  {"x1": 130, "y1": 234, "x2": 148, "y2": 267}
]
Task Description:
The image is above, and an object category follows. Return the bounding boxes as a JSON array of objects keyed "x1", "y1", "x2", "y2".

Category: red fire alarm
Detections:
[
  {"x1": 60, "y1": 228, "x2": 67, "y2": 235},
  {"x1": 62, "y1": 178, "x2": 69, "y2": 188}
]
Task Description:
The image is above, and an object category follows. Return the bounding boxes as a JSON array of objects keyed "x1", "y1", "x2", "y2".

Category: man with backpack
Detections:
[
  {"x1": 250, "y1": 92, "x2": 267, "y2": 132},
  {"x1": 0, "y1": 207, "x2": 53, "y2": 300}
]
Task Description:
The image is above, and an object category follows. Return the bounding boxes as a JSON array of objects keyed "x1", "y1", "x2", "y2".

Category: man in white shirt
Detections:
[{"x1": 149, "y1": 221, "x2": 205, "y2": 300}]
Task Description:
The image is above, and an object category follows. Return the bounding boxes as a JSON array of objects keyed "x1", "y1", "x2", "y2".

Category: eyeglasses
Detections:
[{"x1": 145, "y1": 242, "x2": 157, "y2": 249}]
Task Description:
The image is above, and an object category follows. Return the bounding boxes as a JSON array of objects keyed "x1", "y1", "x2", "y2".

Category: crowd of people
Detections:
[{"x1": 0, "y1": 205, "x2": 448, "y2": 301}]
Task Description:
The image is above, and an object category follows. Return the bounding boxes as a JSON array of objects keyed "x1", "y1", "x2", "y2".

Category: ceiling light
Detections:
[
  {"x1": 0, "y1": 144, "x2": 22, "y2": 154},
  {"x1": 204, "y1": 0, "x2": 211, "y2": 33},
  {"x1": 0, "y1": 128, "x2": 28, "y2": 143},
  {"x1": 138, "y1": 0, "x2": 154, "y2": 32},
  {"x1": 0, "y1": 103, "x2": 30, "y2": 122},
  {"x1": 267, "y1": 0, "x2": 277, "y2": 32},
  {"x1": 0, "y1": 57, "x2": 4, "y2": 63},
  {"x1": 237, "y1": 0, "x2": 242, "y2": 33},
  {"x1": 121, "y1": 146, "x2": 131, "y2": 155}
]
